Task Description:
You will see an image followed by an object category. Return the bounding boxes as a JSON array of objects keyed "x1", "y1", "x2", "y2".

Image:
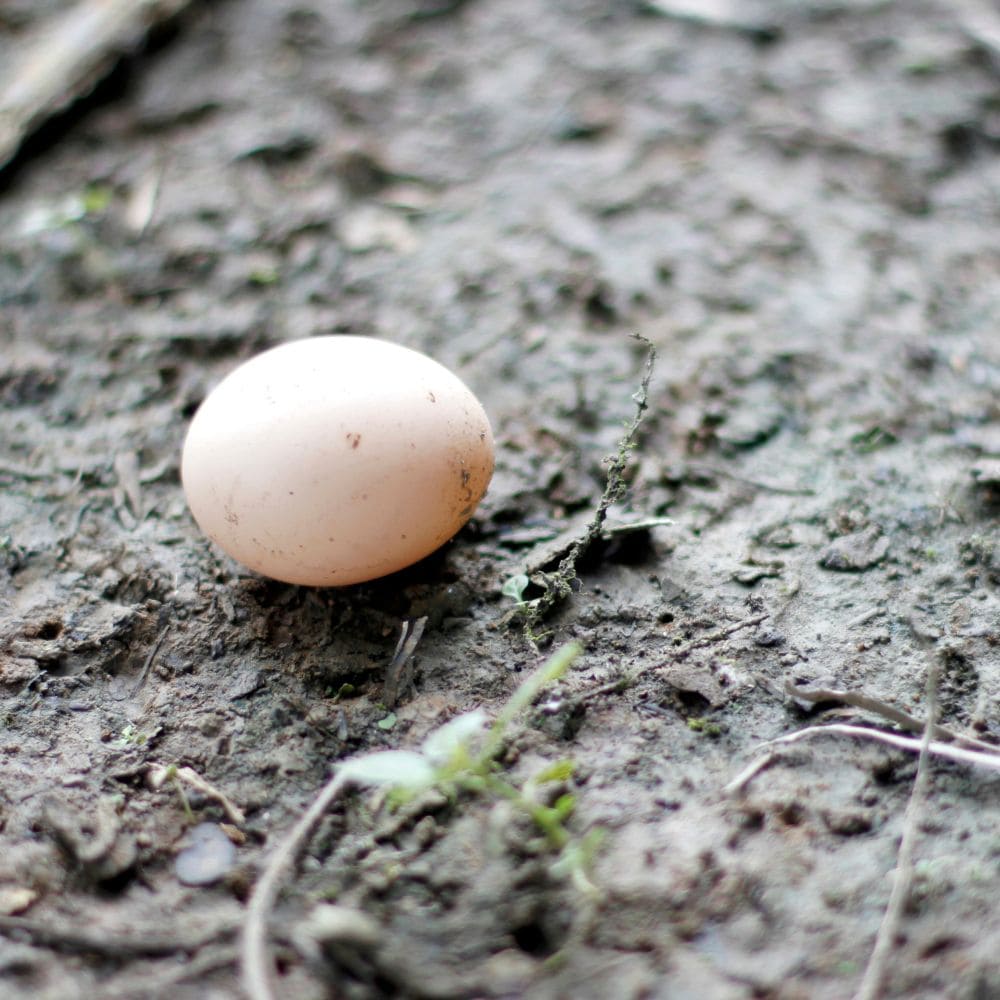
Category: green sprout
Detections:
[
  {"x1": 339, "y1": 641, "x2": 602, "y2": 897},
  {"x1": 501, "y1": 573, "x2": 532, "y2": 605},
  {"x1": 111, "y1": 723, "x2": 147, "y2": 749},
  {"x1": 687, "y1": 717, "x2": 722, "y2": 738},
  {"x1": 163, "y1": 764, "x2": 196, "y2": 822}
]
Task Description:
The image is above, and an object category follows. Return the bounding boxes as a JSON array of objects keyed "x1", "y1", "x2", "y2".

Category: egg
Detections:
[{"x1": 181, "y1": 336, "x2": 494, "y2": 586}]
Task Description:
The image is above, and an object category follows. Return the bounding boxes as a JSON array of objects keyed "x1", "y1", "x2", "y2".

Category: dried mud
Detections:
[{"x1": 1, "y1": 1, "x2": 999, "y2": 998}]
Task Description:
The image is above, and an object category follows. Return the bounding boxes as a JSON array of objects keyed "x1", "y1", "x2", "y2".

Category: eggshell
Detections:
[{"x1": 181, "y1": 336, "x2": 494, "y2": 586}]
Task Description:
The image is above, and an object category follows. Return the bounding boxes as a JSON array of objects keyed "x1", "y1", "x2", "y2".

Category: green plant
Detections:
[
  {"x1": 501, "y1": 572, "x2": 537, "y2": 610},
  {"x1": 687, "y1": 717, "x2": 722, "y2": 738},
  {"x1": 163, "y1": 764, "x2": 195, "y2": 822},
  {"x1": 111, "y1": 723, "x2": 147, "y2": 749},
  {"x1": 339, "y1": 641, "x2": 602, "y2": 897}
]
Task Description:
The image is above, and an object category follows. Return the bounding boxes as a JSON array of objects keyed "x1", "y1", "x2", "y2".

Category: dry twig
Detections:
[
  {"x1": 685, "y1": 462, "x2": 816, "y2": 496},
  {"x1": 854, "y1": 665, "x2": 939, "y2": 1000},
  {"x1": 241, "y1": 771, "x2": 352, "y2": 1000},
  {"x1": 726, "y1": 723, "x2": 1000, "y2": 798},
  {"x1": 148, "y1": 763, "x2": 246, "y2": 825},
  {"x1": 0, "y1": 0, "x2": 195, "y2": 170},
  {"x1": 382, "y1": 616, "x2": 427, "y2": 709},
  {"x1": 131, "y1": 624, "x2": 170, "y2": 695},
  {"x1": 103, "y1": 945, "x2": 238, "y2": 998},
  {"x1": 668, "y1": 613, "x2": 768, "y2": 658},
  {"x1": 0, "y1": 913, "x2": 235, "y2": 956},
  {"x1": 785, "y1": 679, "x2": 998, "y2": 754}
]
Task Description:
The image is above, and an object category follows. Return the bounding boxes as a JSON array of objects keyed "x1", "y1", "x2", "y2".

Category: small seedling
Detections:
[
  {"x1": 687, "y1": 717, "x2": 722, "y2": 738},
  {"x1": 338, "y1": 641, "x2": 602, "y2": 897},
  {"x1": 241, "y1": 643, "x2": 600, "y2": 1000},
  {"x1": 111, "y1": 723, "x2": 147, "y2": 749},
  {"x1": 501, "y1": 573, "x2": 535, "y2": 608},
  {"x1": 164, "y1": 763, "x2": 196, "y2": 822}
]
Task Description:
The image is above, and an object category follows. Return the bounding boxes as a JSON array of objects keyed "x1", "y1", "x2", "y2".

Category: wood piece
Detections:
[
  {"x1": 0, "y1": 0, "x2": 195, "y2": 170},
  {"x1": 853, "y1": 665, "x2": 939, "y2": 1000},
  {"x1": 0, "y1": 912, "x2": 236, "y2": 956}
]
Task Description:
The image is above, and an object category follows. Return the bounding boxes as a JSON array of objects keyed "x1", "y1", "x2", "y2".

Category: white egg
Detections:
[{"x1": 181, "y1": 336, "x2": 494, "y2": 586}]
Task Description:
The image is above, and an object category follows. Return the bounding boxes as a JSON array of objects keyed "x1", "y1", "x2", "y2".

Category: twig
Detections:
[
  {"x1": 0, "y1": 0, "x2": 196, "y2": 170},
  {"x1": 723, "y1": 750, "x2": 782, "y2": 796},
  {"x1": 576, "y1": 672, "x2": 636, "y2": 705},
  {"x1": 131, "y1": 624, "x2": 170, "y2": 695},
  {"x1": 0, "y1": 462, "x2": 53, "y2": 481},
  {"x1": 382, "y1": 616, "x2": 427, "y2": 709},
  {"x1": 785, "y1": 679, "x2": 999, "y2": 753},
  {"x1": 667, "y1": 612, "x2": 769, "y2": 660},
  {"x1": 523, "y1": 336, "x2": 657, "y2": 637},
  {"x1": 766, "y1": 724, "x2": 1000, "y2": 771},
  {"x1": 148, "y1": 763, "x2": 246, "y2": 825},
  {"x1": 685, "y1": 463, "x2": 816, "y2": 496},
  {"x1": 0, "y1": 913, "x2": 235, "y2": 956},
  {"x1": 725, "y1": 723, "x2": 1000, "y2": 795},
  {"x1": 847, "y1": 607, "x2": 884, "y2": 629},
  {"x1": 854, "y1": 665, "x2": 939, "y2": 1000},
  {"x1": 241, "y1": 771, "x2": 351, "y2": 1000},
  {"x1": 102, "y1": 944, "x2": 239, "y2": 998}
]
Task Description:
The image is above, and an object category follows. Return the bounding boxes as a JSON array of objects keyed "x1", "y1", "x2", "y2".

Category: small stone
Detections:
[
  {"x1": 0, "y1": 887, "x2": 37, "y2": 915},
  {"x1": 733, "y1": 564, "x2": 782, "y2": 585},
  {"x1": 294, "y1": 903, "x2": 380, "y2": 962},
  {"x1": 174, "y1": 823, "x2": 236, "y2": 887},
  {"x1": 821, "y1": 808, "x2": 874, "y2": 836},
  {"x1": 819, "y1": 527, "x2": 889, "y2": 572},
  {"x1": 754, "y1": 629, "x2": 786, "y2": 648},
  {"x1": 971, "y1": 460, "x2": 1000, "y2": 485},
  {"x1": 972, "y1": 461, "x2": 1000, "y2": 505}
]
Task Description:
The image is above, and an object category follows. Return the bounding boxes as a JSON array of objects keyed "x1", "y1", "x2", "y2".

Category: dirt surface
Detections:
[{"x1": 2, "y1": 1, "x2": 1000, "y2": 997}]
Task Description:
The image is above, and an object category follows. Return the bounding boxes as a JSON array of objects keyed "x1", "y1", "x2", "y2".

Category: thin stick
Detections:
[
  {"x1": 0, "y1": 0, "x2": 195, "y2": 170},
  {"x1": 382, "y1": 616, "x2": 427, "y2": 709},
  {"x1": 785, "y1": 679, "x2": 998, "y2": 753},
  {"x1": 148, "y1": 763, "x2": 246, "y2": 826},
  {"x1": 727, "y1": 721, "x2": 1000, "y2": 796},
  {"x1": 668, "y1": 613, "x2": 768, "y2": 658},
  {"x1": 723, "y1": 750, "x2": 781, "y2": 796},
  {"x1": 854, "y1": 665, "x2": 940, "y2": 1000},
  {"x1": 0, "y1": 913, "x2": 235, "y2": 956},
  {"x1": 768, "y1": 724, "x2": 1000, "y2": 771},
  {"x1": 132, "y1": 624, "x2": 170, "y2": 694},
  {"x1": 847, "y1": 607, "x2": 884, "y2": 629},
  {"x1": 241, "y1": 771, "x2": 351, "y2": 1000},
  {"x1": 102, "y1": 944, "x2": 238, "y2": 998},
  {"x1": 685, "y1": 462, "x2": 816, "y2": 496}
]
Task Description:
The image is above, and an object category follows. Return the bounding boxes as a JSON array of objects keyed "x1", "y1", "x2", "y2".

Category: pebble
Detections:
[
  {"x1": 174, "y1": 823, "x2": 236, "y2": 887},
  {"x1": 819, "y1": 527, "x2": 889, "y2": 571}
]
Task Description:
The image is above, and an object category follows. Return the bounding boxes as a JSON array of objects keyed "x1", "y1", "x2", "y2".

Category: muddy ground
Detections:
[{"x1": 1, "y1": 0, "x2": 1000, "y2": 997}]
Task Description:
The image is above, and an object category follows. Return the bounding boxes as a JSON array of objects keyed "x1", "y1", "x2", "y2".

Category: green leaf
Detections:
[
  {"x1": 534, "y1": 759, "x2": 574, "y2": 784},
  {"x1": 423, "y1": 710, "x2": 486, "y2": 766},
  {"x1": 850, "y1": 425, "x2": 898, "y2": 453},
  {"x1": 501, "y1": 573, "x2": 530, "y2": 603},
  {"x1": 339, "y1": 750, "x2": 435, "y2": 790},
  {"x1": 376, "y1": 712, "x2": 397, "y2": 731},
  {"x1": 484, "y1": 642, "x2": 581, "y2": 759},
  {"x1": 81, "y1": 185, "x2": 112, "y2": 214},
  {"x1": 551, "y1": 793, "x2": 576, "y2": 821}
]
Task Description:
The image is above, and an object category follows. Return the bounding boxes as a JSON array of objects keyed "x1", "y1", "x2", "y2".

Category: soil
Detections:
[{"x1": 1, "y1": 1, "x2": 999, "y2": 998}]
